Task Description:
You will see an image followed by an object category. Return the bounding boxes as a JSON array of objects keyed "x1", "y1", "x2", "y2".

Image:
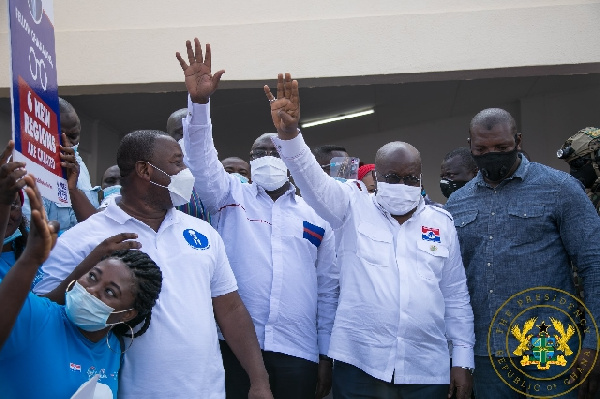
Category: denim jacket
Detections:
[{"x1": 446, "y1": 156, "x2": 600, "y2": 356}]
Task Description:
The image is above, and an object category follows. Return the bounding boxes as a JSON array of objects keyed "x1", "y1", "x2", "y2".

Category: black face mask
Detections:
[
  {"x1": 571, "y1": 161, "x2": 599, "y2": 188},
  {"x1": 440, "y1": 179, "x2": 468, "y2": 198},
  {"x1": 472, "y1": 147, "x2": 519, "y2": 182}
]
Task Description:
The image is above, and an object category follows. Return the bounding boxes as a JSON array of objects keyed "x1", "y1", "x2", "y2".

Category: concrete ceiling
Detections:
[
  {"x1": 44, "y1": 72, "x2": 600, "y2": 160},
  {"x1": 1, "y1": 71, "x2": 599, "y2": 204}
]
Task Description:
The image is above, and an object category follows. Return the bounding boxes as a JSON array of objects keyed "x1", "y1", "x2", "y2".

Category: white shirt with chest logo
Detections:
[
  {"x1": 182, "y1": 99, "x2": 339, "y2": 363},
  {"x1": 34, "y1": 198, "x2": 237, "y2": 398},
  {"x1": 273, "y1": 133, "x2": 475, "y2": 384}
]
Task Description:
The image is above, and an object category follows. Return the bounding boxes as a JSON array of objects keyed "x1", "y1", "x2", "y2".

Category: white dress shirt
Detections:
[
  {"x1": 34, "y1": 198, "x2": 237, "y2": 398},
  {"x1": 183, "y1": 99, "x2": 339, "y2": 362},
  {"x1": 272, "y1": 133, "x2": 475, "y2": 384}
]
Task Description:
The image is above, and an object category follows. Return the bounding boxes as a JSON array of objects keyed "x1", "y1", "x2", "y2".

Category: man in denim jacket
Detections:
[{"x1": 445, "y1": 108, "x2": 600, "y2": 399}]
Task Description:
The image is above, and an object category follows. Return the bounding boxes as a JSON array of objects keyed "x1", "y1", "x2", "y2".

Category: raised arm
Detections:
[
  {"x1": 175, "y1": 38, "x2": 236, "y2": 213},
  {"x1": 42, "y1": 233, "x2": 141, "y2": 304},
  {"x1": 60, "y1": 134, "x2": 98, "y2": 222},
  {"x1": 264, "y1": 73, "x2": 353, "y2": 229},
  {"x1": 0, "y1": 175, "x2": 58, "y2": 350},
  {"x1": 0, "y1": 140, "x2": 27, "y2": 240}
]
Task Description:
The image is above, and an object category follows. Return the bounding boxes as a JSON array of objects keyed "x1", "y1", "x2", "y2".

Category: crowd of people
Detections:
[{"x1": 0, "y1": 37, "x2": 599, "y2": 399}]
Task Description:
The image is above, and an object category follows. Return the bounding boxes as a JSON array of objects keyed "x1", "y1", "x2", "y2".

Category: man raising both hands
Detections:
[{"x1": 176, "y1": 40, "x2": 338, "y2": 399}]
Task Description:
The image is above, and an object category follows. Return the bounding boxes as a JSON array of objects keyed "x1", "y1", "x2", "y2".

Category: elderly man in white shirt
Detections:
[
  {"x1": 176, "y1": 39, "x2": 339, "y2": 399},
  {"x1": 263, "y1": 73, "x2": 475, "y2": 399}
]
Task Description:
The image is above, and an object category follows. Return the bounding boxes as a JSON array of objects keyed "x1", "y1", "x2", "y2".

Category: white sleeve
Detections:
[
  {"x1": 272, "y1": 134, "x2": 353, "y2": 230},
  {"x1": 315, "y1": 222, "x2": 339, "y2": 355},
  {"x1": 182, "y1": 96, "x2": 237, "y2": 214},
  {"x1": 32, "y1": 228, "x2": 89, "y2": 294},
  {"x1": 440, "y1": 224, "x2": 475, "y2": 369},
  {"x1": 209, "y1": 230, "x2": 238, "y2": 297}
]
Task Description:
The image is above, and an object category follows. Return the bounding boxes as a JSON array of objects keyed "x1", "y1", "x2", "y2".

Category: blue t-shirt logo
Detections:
[{"x1": 183, "y1": 229, "x2": 210, "y2": 250}]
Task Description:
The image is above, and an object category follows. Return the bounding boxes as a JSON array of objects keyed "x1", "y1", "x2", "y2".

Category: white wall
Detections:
[{"x1": 1, "y1": 0, "x2": 599, "y2": 95}]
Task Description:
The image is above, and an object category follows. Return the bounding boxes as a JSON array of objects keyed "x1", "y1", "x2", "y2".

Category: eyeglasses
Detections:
[
  {"x1": 378, "y1": 172, "x2": 421, "y2": 186},
  {"x1": 249, "y1": 149, "x2": 280, "y2": 160}
]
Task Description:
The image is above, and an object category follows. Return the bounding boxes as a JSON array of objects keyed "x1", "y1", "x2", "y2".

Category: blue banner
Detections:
[{"x1": 8, "y1": 0, "x2": 69, "y2": 204}]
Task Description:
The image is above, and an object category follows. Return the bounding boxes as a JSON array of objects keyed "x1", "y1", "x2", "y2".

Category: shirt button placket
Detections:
[{"x1": 487, "y1": 189, "x2": 498, "y2": 324}]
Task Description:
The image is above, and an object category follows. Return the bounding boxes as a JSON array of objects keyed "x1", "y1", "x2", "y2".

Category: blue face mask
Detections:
[
  {"x1": 3, "y1": 229, "x2": 22, "y2": 245},
  {"x1": 65, "y1": 281, "x2": 133, "y2": 332},
  {"x1": 231, "y1": 173, "x2": 249, "y2": 184},
  {"x1": 103, "y1": 185, "x2": 121, "y2": 198}
]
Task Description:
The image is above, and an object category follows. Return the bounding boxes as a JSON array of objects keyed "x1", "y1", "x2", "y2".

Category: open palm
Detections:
[
  {"x1": 176, "y1": 38, "x2": 225, "y2": 104},
  {"x1": 264, "y1": 73, "x2": 300, "y2": 136}
]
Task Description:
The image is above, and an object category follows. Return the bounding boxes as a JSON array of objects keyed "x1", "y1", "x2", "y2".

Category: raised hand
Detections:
[
  {"x1": 75, "y1": 232, "x2": 142, "y2": 278},
  {"x1": 0, "y1": 140, "x2": 27, "y2": 205},
  {"x1": 176, "y1": 38, "x2": 225, "y2": 104},
  {"x1": 42, "y1": 232, "x2": 141, "y2": 304},
  {"x1": 89, "y1": 233, "x2": 141, "y2": 260},
  {"x1": 60, "y1": 133, "x2": 80, "y2": 190},
  {"x1": 22, "y1": 174, "x2": 59, "y2": 265},
  {"x1": 264, "y1": 73, "x2": 300, "y2": 138}
]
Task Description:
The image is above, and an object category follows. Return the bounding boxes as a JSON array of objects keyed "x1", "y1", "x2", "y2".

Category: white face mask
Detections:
[
  {"x1": 148, "y1": 163, "x2": 195, "y2": 207},
  {"x1": 65, "y1": 281, "x2": 132, "y2": 332},
  {"x1": 249, "y1": 156, "x2": 289, "y2": 191},
  {"x1": 376, "y1": 181, "x2": 422, "y2": 216}
]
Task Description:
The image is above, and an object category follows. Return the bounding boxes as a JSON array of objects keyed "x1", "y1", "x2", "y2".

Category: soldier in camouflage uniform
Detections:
[
  {"x1": 557, "y1": 127, "x2": 600, "y2": 302},
  {"x1": 558, "y1": 127, "x2": 600, "y2": 215}
]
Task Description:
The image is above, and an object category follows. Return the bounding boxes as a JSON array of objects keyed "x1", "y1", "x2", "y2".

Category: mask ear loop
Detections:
[{"x1": 105, "y1": 324, "x2": 135, "y2": 354}]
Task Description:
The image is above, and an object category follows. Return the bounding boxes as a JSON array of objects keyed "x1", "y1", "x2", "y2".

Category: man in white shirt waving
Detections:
[
  {"x1": 176, "y1": 40, "x2": 339, "y2": 399},
  {"x1": 263, "y1": 73, "x2": 475, "y2": 399}
]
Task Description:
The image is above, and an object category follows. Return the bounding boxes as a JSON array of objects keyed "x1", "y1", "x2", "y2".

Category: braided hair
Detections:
[{"x1": 102, "y1": 250, "x2": 162, "y2": 339}]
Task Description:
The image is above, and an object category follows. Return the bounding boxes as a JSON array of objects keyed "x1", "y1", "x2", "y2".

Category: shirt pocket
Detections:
[
  {"x1": 357, "y1": 222, "x2": 394, "y2": 267},
  {"x1": 452, "y1": 209, "x2": 479, "y2": 243},
  {"x1": 280, "y1": 215, "x2": 319, "y2": 262},
  {"x1": 453, "y1": 209, "x2": 478, "y2": 229},
  {"x1": 416, "y1": 240, "x2": 449, "y2": 280},
  {"x1": 507, "y1": 204, "x2": 545, "y2": 244}
]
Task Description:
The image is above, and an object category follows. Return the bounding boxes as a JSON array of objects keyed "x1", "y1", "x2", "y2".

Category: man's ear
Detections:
[
  {"x1": 516, "y1": 133, "x2": 523, "y2": 150},
  {"x1": 135, "y1": 161, "x2": 150, "y2": 181}
]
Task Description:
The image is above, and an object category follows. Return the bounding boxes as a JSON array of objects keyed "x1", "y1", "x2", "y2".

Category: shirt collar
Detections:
[
  {"x1": 104, "y1": 195, "x2": 180, "y2": 227},
  {"x1": 474, "y1": 154, "x2": 529, "y2": 188},
  {"x1": 251, "y1": 181, "x2": 298, "y2": 203}
]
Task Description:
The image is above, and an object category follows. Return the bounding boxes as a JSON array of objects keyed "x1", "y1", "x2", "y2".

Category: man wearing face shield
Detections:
[
  {"x1": 264, "y1": 73, "x2": 474, "y2": 399},
  {"x1": 439, "y1": 147, "x2": 478, "y2": 200},
  {"x1": 445, "y1": 109, "x2": 600, "y2": 399},
  {"x1": 557, "y1": 127, "x2": 600, "y2": 215},
  {"x1": 177, "y1": 40, "x2": 338, "y2": 399}
]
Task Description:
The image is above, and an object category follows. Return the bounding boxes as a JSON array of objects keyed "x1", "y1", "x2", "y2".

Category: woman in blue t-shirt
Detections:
[{"x1": 0, "y1": 175, "x2": 163, "y2": 399}]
